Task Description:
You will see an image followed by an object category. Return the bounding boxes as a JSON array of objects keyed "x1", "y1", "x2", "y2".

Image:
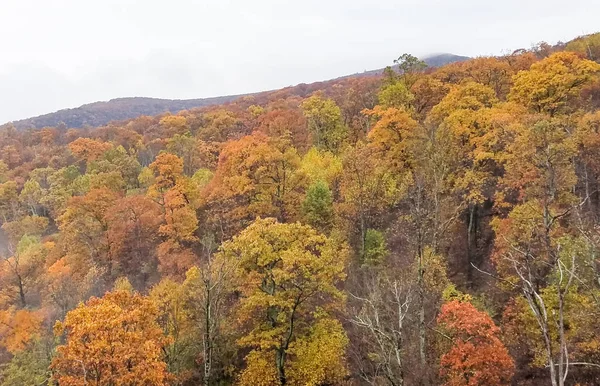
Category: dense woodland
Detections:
[
  {"x1": 1, "y1": 33, "x2": 600, "y2": 385},
  {"x1": 9, "y1": 96, "x2": 248, "y2": 131}
]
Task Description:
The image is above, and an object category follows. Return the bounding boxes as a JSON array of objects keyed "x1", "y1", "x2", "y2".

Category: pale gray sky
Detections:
[{"x1": 1, "y1": 0, "x2": 599, "y2": 123}]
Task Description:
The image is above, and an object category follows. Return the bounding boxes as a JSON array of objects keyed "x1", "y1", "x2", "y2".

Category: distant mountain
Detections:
[
  {"x1": 340, "y1": 53, "x2": 471, "y2": 79},
  {"x1": 9, "y1": 95, "x2": 248, "y2": 130},
  {"x1": 422, "y1": 53, "x2": 471, "y2": 67},
  {"x1": 8, "y1": 53, "x2": 469, "y2": 130}
]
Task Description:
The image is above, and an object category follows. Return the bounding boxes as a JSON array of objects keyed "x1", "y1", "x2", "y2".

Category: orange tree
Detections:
[
  {"x1": 51, "y1": 287, "x2": 171, "y2": 386},
  {"x1": 437, "y1": 300, "x2": 514, "y2": 386}
]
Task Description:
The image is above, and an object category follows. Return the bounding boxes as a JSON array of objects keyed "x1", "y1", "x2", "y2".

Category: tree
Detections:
[
  {"x1": 410, "y1": 75, "x2": 451, "y2": 119},
  {"x1": 339, "y1": 142, "x2": 400, "y2": 260},
  {"x1": 86, "y1": 145, "x2": 142, "y2": 190},
  {"x1": 204, "y1": 133, "x2": 306, "y2": 237},
  {"x1": 491, "y1": 117, "x2": 589, "y2": 386},
  {"x1": 0, "y1": 338, "x2": 52, "y2": 386},
  {"x1": 0, "y1": 236, "x2": 47, "y2": 308},
  {"x1": 149, "y1": 278, "x2": 198, "y2": 384},
  {"x1": 160, "y1": 114, "x2": 189, "y2": 137},
  {"x1": 363, "y1": 228, "x2": 388, "y2": 266},
  {"x1": 378, "y1": 82, "x2": 414, "y2": 110},
  {"x1": 349, "y1": 271, "x2": 412, "y2": 386},
  {"x1": 220, "y1": 218, "x2": 348, "y2": 385},
  {"x1": 298, "y1": 147, "x2": 343, "y2": 188},
  {"x1": 182, "y1": 235, "x2": 239, "y2": 386},
  {"x1": 166, "y1": 133, "x2": 204, "y2": 176},
  {"x1": 565, "y1": 33, "x2": 600, "y2": 61},
  {"x1": 257, "y1": 104, "x2": 309, "y2": 151},
  {"x1": 437, "y1": 300, "x2": 514, "y2": 386},
  {"x1": 197, "y1": 109, "x2": 243, "y2": 142},
  {"x1": 434, "y1": 57, "x2": 514, "y2": 98},
  {"x1": 58, "y1": 188, "x2": 119, "y2": 279},
  {"x1": 0, "y1": 308, "x2": 43, "y2": 354},
  {"x1": 147, "y1": 153, "x2": 200, "y2": 276},
  {"x1": 68, "y1": 137, "x2": 112, "y2": 163},
  {"x1": 301, "y1": 94, "x2": 347, "y2": 152},
  {"x1": 509, "y1": 52, "x2": 600, "y2": 116},
  {"x1": 19, "y1": 180, "x2": 44, "y2": 216},
  {"x1": 394, "y1": 53, "x2": 427, "y2": 89},
  {"x1": 51, "y1": 288, "x2": 171, "y2": 386},
  {"x1": 105, "y1": 195, "x2": 163, "y2": 286},
  {"x1": 302, "y1": 180, "x2": 334, "y2": 233},
  {"x1": 148, "y1": 153, "x2": 185, "y2": 196},
  {"x1": 0, "y1": 181, "x2": 19, "y2": 223}
]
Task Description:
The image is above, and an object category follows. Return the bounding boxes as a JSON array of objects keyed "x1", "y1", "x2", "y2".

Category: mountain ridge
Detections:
[{"x1": 7, "y1": 53, "x2": 470, "y2": 130}]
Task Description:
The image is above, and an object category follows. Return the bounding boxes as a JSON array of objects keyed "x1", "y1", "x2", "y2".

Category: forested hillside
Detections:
[
  {"x1": 1, "y1": 33, "x2": 600, "y2": 386},
  {"x1": 7, "y1": 54, "x2": 469, "y2": 131},
  {"x1": 9, "y1": 95, "x2": 248, "y2": 131}
]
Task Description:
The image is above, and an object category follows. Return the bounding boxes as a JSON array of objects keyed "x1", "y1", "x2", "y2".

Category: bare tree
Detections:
[{"x1": 350, "y1": 270, "x2": 413, "y2": 386}]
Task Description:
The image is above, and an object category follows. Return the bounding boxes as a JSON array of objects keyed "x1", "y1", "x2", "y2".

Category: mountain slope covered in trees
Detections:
[
  {"x1": 7, "y1": 54, "x2": 469, "y2": 131},
  {"x1": 9, "y1": 95, "x2": 248, "y2": 130},
  {"x1": 1, "y1": 32, "x2": 600, "y2": 386}
]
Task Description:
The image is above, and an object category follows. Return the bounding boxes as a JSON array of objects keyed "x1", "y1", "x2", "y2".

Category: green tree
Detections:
[{"x1": 302, "y1": 180, "x2": 334, "y2": 233}]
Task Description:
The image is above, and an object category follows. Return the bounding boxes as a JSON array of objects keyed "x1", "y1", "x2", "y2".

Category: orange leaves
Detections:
[
  {"x1": 149, "y1": 152, "x2": 184, "y2": 193},
  {"x1": 145, "y1": 152, "x2": 201, "y2": 277},
  {"x1": 438, "y1": 300, "x2": 515, "y2": 386},
  {"x1": 0, "y1": 308, "x2": 42, "y2": 353},
  {"x1": 257, "y1": 107, "x2": 308, "y2": 150},
  {"x1": 51, "y1": 289, "x2": 170, "y2": 386},
  {"x1": 438, "y1": 300, "x2": 498, "y2": 338},
  {"x1": 204, "y1": 132, "x2": 305, "y2": 236},
  {"x1": 68, "y1": 137, "x2": 113, "y2": 162},
  {"x1": 159, "y1": 188, "x2": 198, "y2": 243},
  {"x1": 365, "y1": 105, "x2": 419, "y2": 170}
]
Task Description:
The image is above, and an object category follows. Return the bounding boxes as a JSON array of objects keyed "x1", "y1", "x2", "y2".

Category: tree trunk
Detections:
[
  {"x1": 203, "y1": 285, "x2": 212, "y2": 386},
  {"x1": 276, "y1": 348, "x2": 287, "y2": 385},
  {"x1": 17, "y1": 275, "x2": 26, "y2": 308},
  {"x1": 418, "y1": 251, "x2": 426, "y2": 368},
  {"x1": 466, "y1": 204, "x2": 476, "y2": 286}
]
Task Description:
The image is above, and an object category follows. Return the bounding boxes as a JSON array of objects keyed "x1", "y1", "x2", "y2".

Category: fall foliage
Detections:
[{"x1": 3, "y1": 33, "x2": 600, "y2": 386}]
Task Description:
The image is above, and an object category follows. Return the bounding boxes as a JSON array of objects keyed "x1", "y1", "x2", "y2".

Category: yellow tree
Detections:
[
  {"x1": 0, "y1": 235, "x2": 49, "y2": 308},
  {"x1": 58, "y1": 188, "x2": 119, "y2": 278},
  {"x1": 509, "y1": 52, "x2": 600, "y2": 116},
  {"x1": 148, "y1": 153, "x2": 200, "y2": 276},
  {"x1": 492, "y1": 117, "x2": 589, "y2": 386},
  {"x1": 219, "y1": 218, "x2": 348, "y2": 385},
  {"x1": 301, "y1": 93, "x2": 347, "y2": 152}
]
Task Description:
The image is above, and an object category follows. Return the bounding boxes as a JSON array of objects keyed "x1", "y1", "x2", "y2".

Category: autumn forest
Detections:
[{"x1": 2, "y1": 33, "x2": 600, "y2": 386}]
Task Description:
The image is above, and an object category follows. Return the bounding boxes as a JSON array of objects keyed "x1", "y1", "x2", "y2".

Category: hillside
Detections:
[
  {"x1": 422, "y1": 52, "x2": 471, "y2": 67},
  {"x1": 8, "y1": 53, "x2": 469, "y2": 130},
  {"x1": 2, "y1": 32, "x2": 600, "y2": 385},
  {"x1": 9, "y1": 95, "x2": 248, "y2": 130}
]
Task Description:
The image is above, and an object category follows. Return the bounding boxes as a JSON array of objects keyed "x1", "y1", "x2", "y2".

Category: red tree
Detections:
[{"x1": 437, "y1": 300, "x2": 515, "y2": 386}]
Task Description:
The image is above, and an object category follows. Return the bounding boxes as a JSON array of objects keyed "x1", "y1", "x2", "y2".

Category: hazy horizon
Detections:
[{"x1": 2, "y1": 0, "x2": 599, "y2": 123}]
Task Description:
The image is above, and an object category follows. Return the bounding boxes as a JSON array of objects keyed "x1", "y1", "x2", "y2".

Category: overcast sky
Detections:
[{"x1": 1, "y1": 0, "x2": 599, "y2": 123}]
